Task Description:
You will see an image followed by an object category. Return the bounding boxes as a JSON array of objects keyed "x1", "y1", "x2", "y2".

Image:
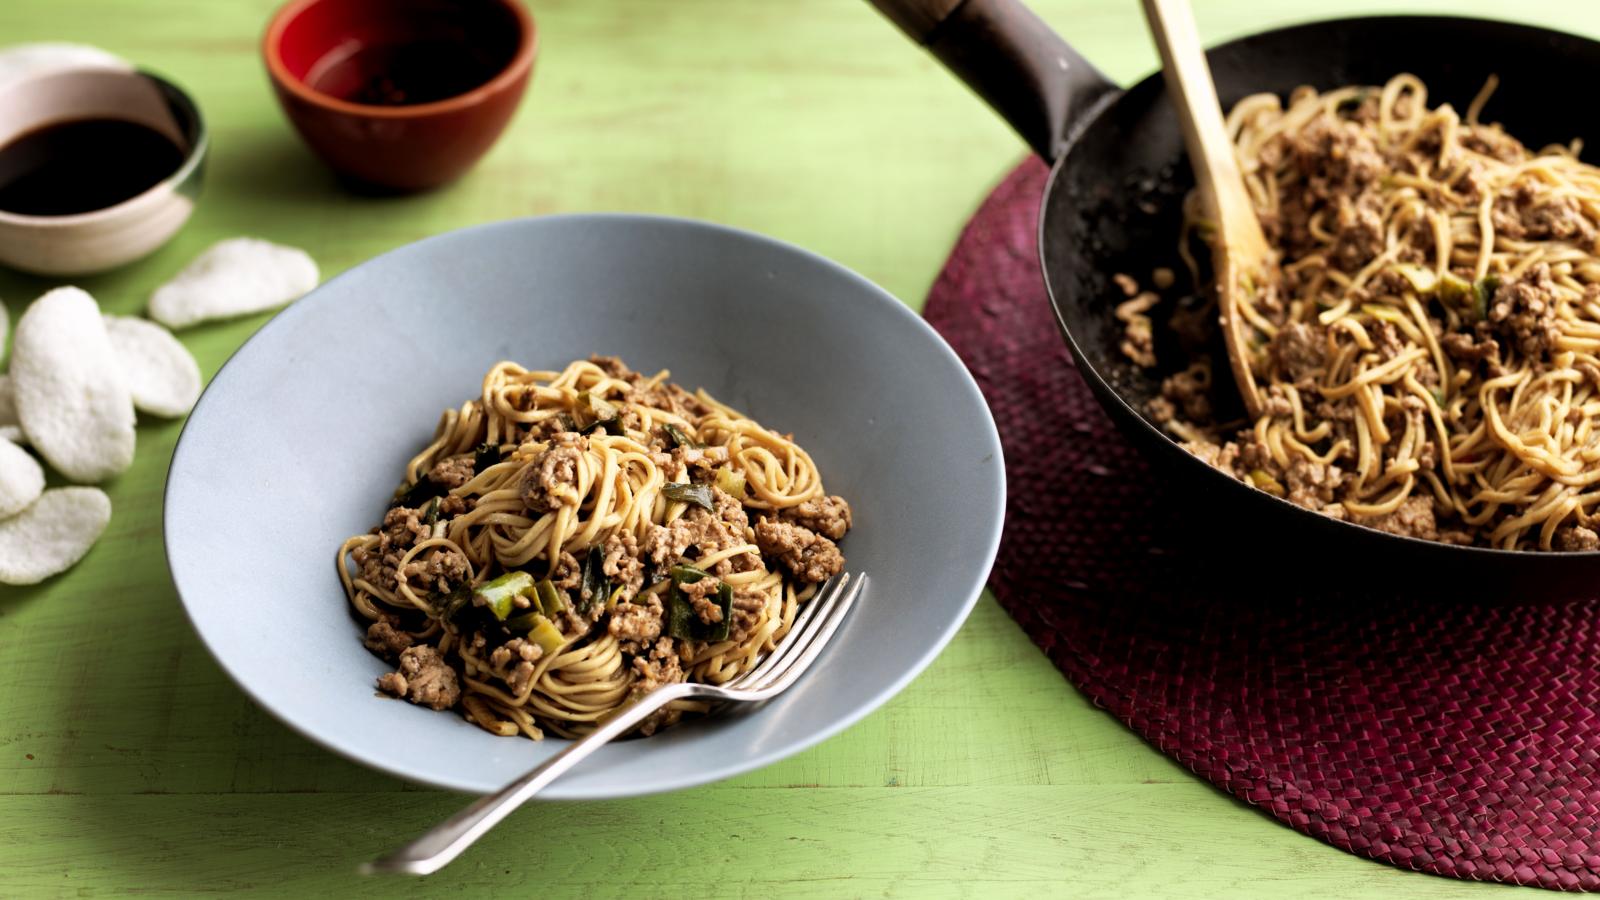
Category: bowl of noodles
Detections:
[{"x1": 164, "y1": 213, "x2": 1004, "y2": 795}]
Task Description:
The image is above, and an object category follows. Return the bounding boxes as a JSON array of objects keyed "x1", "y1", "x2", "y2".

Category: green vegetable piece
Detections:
[
  {"x1": 664, "y1": 423, "x2": 698, "y2": 449},
  {"x1": 392, "y1": 478, "x2": 446, "y2": 510},
  {"x1": 505, "y1": 612, "x2": 565, "y2": 654},
  {"x1": 714, "y1": 467, "x2": 746, "y2": 501},
  {"x1": 474, "y1": 571, "x2": 535, "y2": 621},
  {"x1": 535, "y1": 578, "x2": 567, "y2": 616},
  {"x1": 665, "y1": 565, "x2": 729, "y2": 641},
  {"x1": 576, "y1": 389, "x2": 617, "y2": 425},
  {"x1": 473, "y1": 442, "x2": 502, "y2": 475},
  {"x1": 665, "y1": 565, "x2": 709, "y2": 640},
  {"x1": 1438, "y1": 271, "x2": 1472, "y2": 304},
  {"x1": 1392, "y1": 263, "x2": 1436, "y2": 294},
  {"x1": 663, "y1": 482, "x2": 716, "y2": 511},
  {"x1": 578, "y1": 550, "x2": 609, "y2": 613},
  {"x1": 435, "y1": 584, "x2": 473, "y2": 623},
  {"x1": 422, "y1": 496, "x2": 441, "y2": 527},
  {"x1": 1472, "y1": 276, "x2": 1501, "y2": 322},
  {"x1": 703, "y1": 582, "x2": 733, "y2": 642}
]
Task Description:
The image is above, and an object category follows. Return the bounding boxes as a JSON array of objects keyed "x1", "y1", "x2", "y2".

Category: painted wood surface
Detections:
[{"x1": 1, "y1": 0, "x2": 1593, "y2": 895}]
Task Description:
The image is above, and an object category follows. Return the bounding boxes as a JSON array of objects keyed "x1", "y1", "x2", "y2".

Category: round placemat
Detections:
[{"x1": 924, "y1": 157, "x2": 1600, "y2": 892}]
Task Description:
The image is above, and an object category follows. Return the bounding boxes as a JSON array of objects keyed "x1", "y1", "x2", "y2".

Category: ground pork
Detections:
[
  {"x1": 608, "y1": 592, "x2": 665, "y2": 650},
  {"x1": 680, "y1": 575, "x2": 725, "y2": 624},
  {"x1": 489, "y1": 637, "x2": 544, "y2": 695},
  {"x1": 1556, "y1": 525, "x2": 1600, "y2": 552},
  {"x1": 1441, "y1": 331, "x2": 1501, "y2": 366},
  {"x1": 377, "y1": 645, "x2": 460, "y2": 710},
  {"x1": 1488, "y1": 263, "x2": 1562, "y2": 359},
  {"x1": 729, "y1": 588, "x2": 767, "y2": 643},
  {"x1": 1269, "y1": 322, "x2": 1327, "y2": 388},
  {"x1": 779, "y1": 495, "x2": 853, "y2": 541},
  {"x1": 1494, "y1": 181, "x2": 1598, "y2": 243},
  {"x1": 521, "y1": 435, "x2": 584, "y2": 512},
  {"x1": 400, "y1": 548, "x2": 469, "y2": 594},
  {"x1": 351, "y1": 505, "x2": 430, "y2": 593},
  {"x1": 601, "y1": 530, "x2": 646, "y2": 601},
  {"x1": 630, "y1": 638, "x2": 685, "y2": 735},
  {"x1": 1284, "y1": 455, "x2": 1344, "y2": 510},
  {"x1": 363, "y1": 620, "x2": 413, "y2": 660},
  {"x1": 754, "y1": 518, "x2": 845, "y2": 583},
  {"x1": 1356, "y1": 495, "x2": 1438, "y2": 541},
  {"x1": 644, "y1": 488, "x2": 757, "y2": 574},
  {"x1": 426, "y1": 454, "x2": 475, "y2": 490},
  {"x1": 1332, "y1": 194, "x2": 1385, "y2": 270}
]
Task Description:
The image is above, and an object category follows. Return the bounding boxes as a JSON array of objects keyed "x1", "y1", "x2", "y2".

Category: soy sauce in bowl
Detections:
[
  {"x1": 0, "y1": 118, "x2": 185, "y2": 216},
  {"x1": 305, "y1": 40, "x2": 507, "y2": 106}
]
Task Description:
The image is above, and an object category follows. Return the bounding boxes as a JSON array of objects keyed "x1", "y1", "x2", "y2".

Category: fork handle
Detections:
[{"x1": 362, "y1": 682, "x2": 696, "y2": 876}]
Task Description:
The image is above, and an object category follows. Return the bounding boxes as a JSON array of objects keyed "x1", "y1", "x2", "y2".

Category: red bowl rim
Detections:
[{"x1": 262, "y1": 0, "x2": 537, "y2": 118}]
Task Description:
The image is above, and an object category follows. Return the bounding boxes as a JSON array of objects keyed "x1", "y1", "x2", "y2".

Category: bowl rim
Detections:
[
  {"x1": 164, "y1": 212, "x2": 1007, "y2": 796},
  {"x1": 262, "y1": 0, "x2": 539, "y2": 119},
  {"x1": 0, "y1": 67, "x2": 207, "y2": 228}
]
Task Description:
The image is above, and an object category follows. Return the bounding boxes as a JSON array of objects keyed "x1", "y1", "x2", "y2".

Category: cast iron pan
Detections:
[{"x1": 869, "y1": 0, "x2": 1600, "y2": 598}]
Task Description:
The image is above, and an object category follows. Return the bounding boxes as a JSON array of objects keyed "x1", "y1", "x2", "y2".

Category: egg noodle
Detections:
[
  {"x1": 1159, "y1": 74, "x2": 1600, "y2": 551},
  {"x1": 339, "y1": 358, "x2": 852, "y2": 738}
]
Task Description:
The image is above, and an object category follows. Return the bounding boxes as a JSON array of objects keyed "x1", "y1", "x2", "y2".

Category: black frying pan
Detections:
[{"x1": 869, "y1": 0, "x2": 1600, "y2": 598}]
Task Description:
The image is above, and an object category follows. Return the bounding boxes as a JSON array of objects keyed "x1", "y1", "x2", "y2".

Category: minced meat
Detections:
[
  {"x1": 644, "y1": 488, "x2": 757, "y2": 574},
  {"x1": 779, "y1": 495, "x2": 853, "y2": 541},
  {"x1": 608, "y1": 592, "x2": 664, "y2": 650},
  {"x1": 601, "y1": 530, "x2": 645, "y2": 601},
  {"x1": 521, "y1": 435, "x2": 584, "y2": 511},
  {"x1": 754, "y1": 518, "x2": 845, "y2": 583},
  {"x1": 363, "y1": 620, "x2": 413, "y2": 660},
  {"x1": 377, "y1": 645, "x2": 460, "y2": 711},
  {"x1": 680, "y1": 575, "x2": 725, "y2": 624},
  {"x1": 630, "y1": 638, "x2": 686, "y2": 736},
  {"x1": 426, "y1": 454, "x2": 475, "y2": 490},
  {"x1": 730, "y1": 588, "x2": 767, "y2": 642},
  {"x1": 1488, "y1": 263, "x2": 1562, "y2": 359},
  {"x1": 1356, "y1": 495, "x2": 1438, "y2": 541},
  {"x1": 401, "y1": 548, "x2": 468, "y2": 594}
]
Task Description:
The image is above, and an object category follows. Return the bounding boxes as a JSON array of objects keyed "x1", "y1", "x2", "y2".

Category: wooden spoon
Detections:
[{"x1": 1142, "y1": 0, "x2": 1269, "y2": 419}]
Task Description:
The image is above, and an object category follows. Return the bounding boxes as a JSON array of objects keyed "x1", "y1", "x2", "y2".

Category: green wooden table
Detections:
[{"x1": 0, "y1": 0, "x2": 1590, "y2": 895}]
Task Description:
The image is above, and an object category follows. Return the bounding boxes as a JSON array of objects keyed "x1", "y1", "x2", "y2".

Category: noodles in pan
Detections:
[
  {"x1": 339, "y1": 357, "x2": 853, "y2": 738},
  {"x1": 1135, "y1": 74, "x2": 1600, "y2": 551}
]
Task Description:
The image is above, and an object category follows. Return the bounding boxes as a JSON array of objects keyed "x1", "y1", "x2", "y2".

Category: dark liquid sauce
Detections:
[
  {"x1": 0, "y1": 118, "x2": 185, "y2": 216},
  {"x1": 307, "y1": 41, "x2": 505, "y2": 106}
]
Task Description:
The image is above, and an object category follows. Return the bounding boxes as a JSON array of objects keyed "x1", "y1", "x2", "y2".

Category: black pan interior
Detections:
[{"x1": 1039, "y1": 15, "x2": 1600, "y2": 589}]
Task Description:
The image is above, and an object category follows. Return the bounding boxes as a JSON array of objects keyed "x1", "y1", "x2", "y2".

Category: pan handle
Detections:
[{"x1": 866, "y1": 0, "x2": 1118, "y2": 161}]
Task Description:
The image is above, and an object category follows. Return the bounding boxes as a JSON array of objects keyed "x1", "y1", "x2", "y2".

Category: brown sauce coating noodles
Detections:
[
  {"x1": 1144, "y1": 74, "x2": 1600, "y2": 552},
  {"x1": 339, "y1": 357, "x2": 852, "y2": 738}
]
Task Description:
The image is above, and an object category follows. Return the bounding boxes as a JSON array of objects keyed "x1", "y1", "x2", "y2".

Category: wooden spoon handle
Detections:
[{"x1": 1141, "y1": 0, "x2": 1267, "y2": 418}]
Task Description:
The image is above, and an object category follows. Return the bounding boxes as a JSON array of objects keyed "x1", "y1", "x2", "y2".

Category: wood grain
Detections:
[{"x1": 1, "y1": 0, "x2": 1594, "y2": 895}]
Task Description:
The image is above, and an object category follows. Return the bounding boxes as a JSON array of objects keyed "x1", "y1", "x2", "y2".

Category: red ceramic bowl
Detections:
[{"x1": 263, "y1": 0, "x2": 536, "y2": 191}]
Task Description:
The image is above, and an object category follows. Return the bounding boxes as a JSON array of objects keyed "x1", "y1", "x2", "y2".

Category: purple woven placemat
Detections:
[{"x1": 923, "y1": 157, "x2": 1600, "y2": 892}]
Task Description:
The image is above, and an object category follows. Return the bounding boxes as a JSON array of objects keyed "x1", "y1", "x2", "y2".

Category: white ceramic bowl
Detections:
[
  {"x1": 0, "y1": 66, "x2": 206, "y2": 276},
  {"x1": 165, "y1": 214, "x2": 1005, "y2": 796}
]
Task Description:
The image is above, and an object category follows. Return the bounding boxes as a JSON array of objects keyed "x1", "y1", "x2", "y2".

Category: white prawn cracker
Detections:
[
  {"x1": 105, "y1": 315, "x2": 202, "y2": 418},
  {"x1": 0, "y1": 438, "x2": 42, "y2": 518},
  {"x1": 0, "y1": 487, "x2": 111, "y2": 585},
  {"x1": 11, "y1": 287, "x2": 136, "y2": 483},
  {"x1": 149, "y1": 237, "x2": 319, "y2": 330}
]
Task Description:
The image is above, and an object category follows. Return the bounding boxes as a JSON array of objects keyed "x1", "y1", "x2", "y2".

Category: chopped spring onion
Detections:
[
  {"x1": 578, "y1": 550, "x2": 609, "y2": 613},
  {"x1": 535, "y1": 578, "x2": 567, "y2": 616},
  {"x1": 663, "y1": 482, "x2": 716, "y2": 511},
  {"x1": 1247, "y1": 469, "x2": 1286, "y2": 497},
  {"x1": 504, "y1": 612, "x2": 565, "y2": 654},
  {"x1": 1392, "y1": 263, "x2": 1437, "y2": 294},
  {"x1": 714, "y1": 467, "x2": 747, "y2": 501},
  {"x1": 435, "y1": 584, "x2": 473, "y2": 623},
  {"x1": 606, "y1": 585, "x2": 626, "y2": 610},
  {"x1": 1472, "y1": 276, "x2": 1501, "y2": 322},
  {"x1": 474, "y1": 571, "x2": 535, "y2": 620},
  {"x1": 392, "y1": 478, "x2": 445, "y2": 509},
  {"x1": 422, "y1": 497, "x2": 441, "y2": 527},
  {"x1": 1438, "y1": 271, "x2": 1472, "y2": 305},
  {"x1": 577, "y1": 392, "x2": 621, "y2": 434},
  {"x1": 665, "y1": 564, "x2": 732, "y2": 642},
  {"x1": 664, "y1": 423, "x2": 698, "y2": 449},
  {"x1": 473, "y1": 442, "x2": 503, "y2": 475}
]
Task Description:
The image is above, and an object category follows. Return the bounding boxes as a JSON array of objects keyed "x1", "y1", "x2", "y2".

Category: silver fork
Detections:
[{"x1": 362, "y1": 572, "x2": 867, "y2": 876}]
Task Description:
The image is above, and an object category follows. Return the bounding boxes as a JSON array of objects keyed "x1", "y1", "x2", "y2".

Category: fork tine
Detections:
[
  {"x1": 751, "y1": 573, "x2": 865, "y2": 694},
  {"x1": 728, "y1": 575, "x2": 848, "y2": 689}
]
